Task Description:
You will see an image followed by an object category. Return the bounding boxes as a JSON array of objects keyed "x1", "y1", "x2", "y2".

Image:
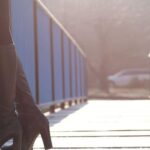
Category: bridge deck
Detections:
[{"x1": 33, "y1": 100, "x2": 150, "y2": 150}]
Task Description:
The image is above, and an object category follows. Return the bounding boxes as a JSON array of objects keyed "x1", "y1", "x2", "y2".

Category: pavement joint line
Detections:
[
  {"x1": 39, "y1": 147, "x2": 150, "y2": 149},
  {"x1": 51, "y1": 135, "x2": 150, "y2": 137}
]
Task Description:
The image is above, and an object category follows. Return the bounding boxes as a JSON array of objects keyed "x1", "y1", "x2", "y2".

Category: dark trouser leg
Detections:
[
  {"x1": 0, "y1": 0, "x2": 13, "y2": 45},
  {"x1": 0, "y1": 45, "x2": 22, "y2": 149},
  {"x1": 0, "y1": 45, "x2": 16, "y2": 109},
  {"x1": 0, "y1": 0, "x2": 22, "y2": 148},
  {"x1": 0, "y1": 0, "x2": 15, "y2": 108}
]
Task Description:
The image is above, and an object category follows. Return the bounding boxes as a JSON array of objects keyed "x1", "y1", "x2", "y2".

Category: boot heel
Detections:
[
  {"x1": 13, "y1": 125, "x2": 22, "y2": 150},
  {"x1": 40, "y1": 125, "x2": 52, "y2": 149}
]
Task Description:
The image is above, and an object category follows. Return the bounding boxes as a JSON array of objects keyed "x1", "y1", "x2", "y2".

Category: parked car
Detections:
[{"x1": 108, "y1": 68, "x2": 150, "y2": 88}]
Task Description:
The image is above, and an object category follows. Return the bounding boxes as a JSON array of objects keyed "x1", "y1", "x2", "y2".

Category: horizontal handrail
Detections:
[{"x1": 35, "y1": 0, "x2": 86, "y2": 58}]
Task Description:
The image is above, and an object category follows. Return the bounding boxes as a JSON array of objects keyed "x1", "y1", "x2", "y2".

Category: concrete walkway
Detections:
[{"x1": 34, "y1": 100, "x2": 150, "y2": 149}]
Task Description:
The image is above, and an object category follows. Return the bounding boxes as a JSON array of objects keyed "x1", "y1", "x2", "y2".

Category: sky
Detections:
[{"x1": 42, "y1": 0, "x2": 150, "y2": 72}]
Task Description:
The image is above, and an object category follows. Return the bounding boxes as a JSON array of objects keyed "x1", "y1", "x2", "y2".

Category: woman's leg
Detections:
[
  {"x1": 0, "y1": 45, "x2": 22, "y2": 149},
  {"x1": 0, "y1": 0, "x2": 22, "y2": 149},
  {"x1": 0, "y1": 0, "x2": 16, "y2": 118},
  {"x1": 0, "y1": 0, "x2": 13, "y2": 45}
]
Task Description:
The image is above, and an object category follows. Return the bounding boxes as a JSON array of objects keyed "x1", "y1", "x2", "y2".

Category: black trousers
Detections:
[
  {"x1": 0, "y1": 44, "x2": 17, "y2": 111},
  {"x1": 0, "y1": 44, "x2": 35, "y2": 111}
]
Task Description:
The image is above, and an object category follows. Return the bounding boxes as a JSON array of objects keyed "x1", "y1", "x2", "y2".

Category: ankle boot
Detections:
[
  {"x1": 1, "y1": 106, "x2": 51, "y2": 150},
  {"x1": 0, "y1": 44, "x2": 22, "y2": 150},
  {"x1": 16, "y1": 104, "x2": 52, "y2": 150},
  {"x1": 15, "y1": 57, "x2": 52, "y2": 150},
  {"x1": 0, "y1": 108, "x2": 22, "y2": 150}
]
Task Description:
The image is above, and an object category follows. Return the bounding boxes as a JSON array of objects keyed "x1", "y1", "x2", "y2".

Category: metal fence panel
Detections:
[
  {"x1": 10, "y1": 0, "x2": 36, "y2": 99},
  {"x1": 71, "y1": 44, "x2": 77, "y2": 98},
  {"x1": 37, "y1": 6, "x2": 53, "y2": 103},
  {"x1": 63, "y1": 34, "x2": 71, "y2": 99},
  {"x1": 76, "y1": 50, "x2": 81, "y2": 97},
  {"x1": 81, "y1": 55, "x2": 85, "y2": 97},
  {"x1": 52, "y1": 22, "x2": 63, "y2": 101}
]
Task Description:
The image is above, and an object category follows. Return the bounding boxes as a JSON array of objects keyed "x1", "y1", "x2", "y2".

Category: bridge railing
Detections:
[{"x1": 10, "y1": 0, "x2": 88, "y2": 112}]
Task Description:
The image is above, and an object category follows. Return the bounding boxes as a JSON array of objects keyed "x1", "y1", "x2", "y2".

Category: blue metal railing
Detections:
[{"x1": 10, "y1": 0, "x2": 87, "y2": 111}]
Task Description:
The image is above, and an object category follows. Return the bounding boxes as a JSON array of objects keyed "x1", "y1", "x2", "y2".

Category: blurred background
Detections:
[{"x1": 43, "y1": 0, "x2": 150, "y2": 99}]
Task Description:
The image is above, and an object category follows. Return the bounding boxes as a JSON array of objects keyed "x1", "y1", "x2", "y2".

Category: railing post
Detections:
[
  {"x1": 69, "y1": 40, "x2": 72, "y2": 98},
  {"x1": 49, "y1": 19, "x2": 55, "y2": 102},
  {"x1": 79, "y1": 54, "x2": 82, "y2": 100},
  {"x1": 61, "y1": 31, "x2": 65, "y2": 99},
  {"x1": 84, "y1": 59, "x2": 88, "y2": 99},
  {"x1": 75, "y1": 48, "x2": 78, "y2": 100},
  {"x1": 33, "y1": 0, "x2": 40, "y2": 104}
]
